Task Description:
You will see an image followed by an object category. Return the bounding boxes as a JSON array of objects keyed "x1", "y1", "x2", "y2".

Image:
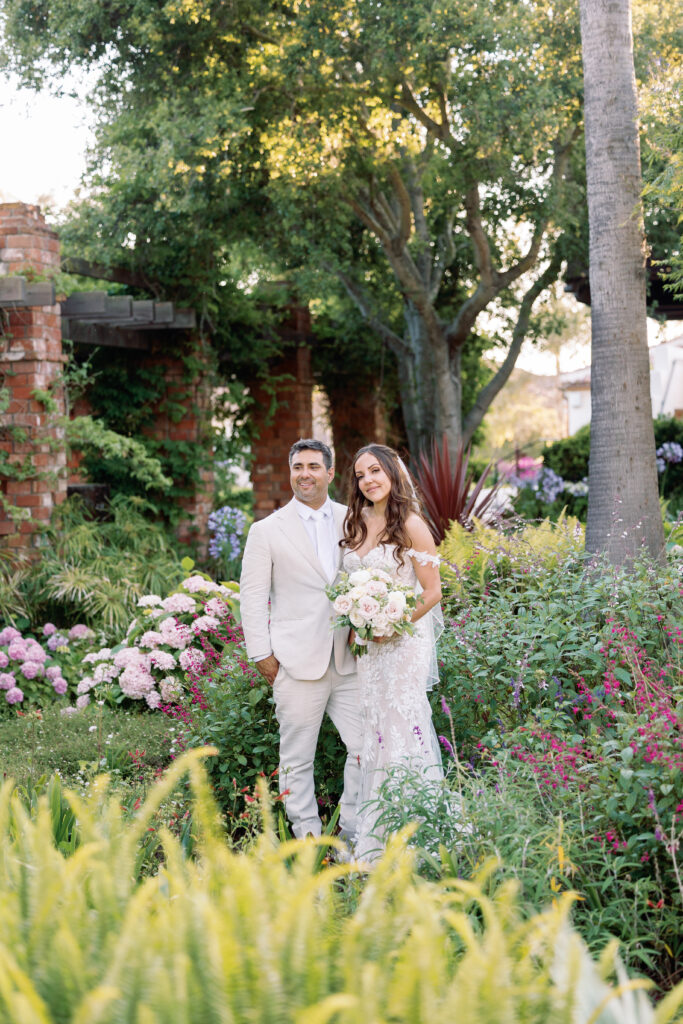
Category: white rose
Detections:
[
  {"x1": 387, "y1": 590, "x2": 406, "y2": 610},
  {"x1": 358, "y1": 596, "x2": 380, "y2": 620},
  {"x1": 364, "y1": 580, "x2": 388, "y2": 597},
  {"x1": 370, "y1": 612, "x2": 391, "y2": 637},
  {"x1": 349, "y1": 609, "x2": 365, "y2": 629},
  {"x1": 349, "y1": 586, "x2": 367, "y2": 602},
  {"x1": 386, "y1": 597, "x2": 407, "y2": 622},
  {"x1": 348, "y1": 569, "x2": 372, "y2": 586},
  {"x1": 333, "y1": 594, "x2": 353, "y2": 614}
]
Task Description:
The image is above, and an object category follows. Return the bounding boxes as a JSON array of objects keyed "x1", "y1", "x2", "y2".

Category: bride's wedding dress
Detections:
[{"x1": 342, "y1": 543, "x2": 444, "y2": 862}]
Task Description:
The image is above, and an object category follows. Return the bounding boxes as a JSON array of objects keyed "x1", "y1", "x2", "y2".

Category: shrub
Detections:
[
  {"x1": 412, "y1": 436, "x2": 501, "y2": 542},
  {"x1": 2, "y1": 749, "x2": 681, "y2": 1023},
  {"x1": 0, "y1": 622, "x2": 100, "y2": 713},
  {"x1": 184, "y1": 637, "x2": 347, "y2": 818},
  {"x1": 80, "y1": 571, "x2": 240, "y2": 713},
  {"x1": 14, "y1": 494, "x2": 185, "y2": 637}
]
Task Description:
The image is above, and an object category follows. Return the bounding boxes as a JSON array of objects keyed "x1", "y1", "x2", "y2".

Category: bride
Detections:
[{"x1": 341, "y1": 443, "x2": 444, "y2": 862}]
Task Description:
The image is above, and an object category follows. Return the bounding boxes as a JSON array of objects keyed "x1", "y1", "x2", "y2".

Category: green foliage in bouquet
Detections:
[{"x1": 3, "y1": 749, "x2": 683, "y2": 1024}]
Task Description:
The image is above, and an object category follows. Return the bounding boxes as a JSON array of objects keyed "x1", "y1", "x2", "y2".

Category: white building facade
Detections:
[{"x1": 559, "y1": 334, "x2": 683, "y2": 435}]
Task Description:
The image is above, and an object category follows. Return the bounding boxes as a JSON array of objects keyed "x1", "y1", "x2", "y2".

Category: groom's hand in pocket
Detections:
[{"x1": 256, "y1": 654, "x2": 280, "y2": 686}]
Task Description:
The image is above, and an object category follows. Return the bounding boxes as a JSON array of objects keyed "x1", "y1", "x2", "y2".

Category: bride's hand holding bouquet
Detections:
[{"x1": 326, "y1": 568, "x2": 417, "y2": 657}]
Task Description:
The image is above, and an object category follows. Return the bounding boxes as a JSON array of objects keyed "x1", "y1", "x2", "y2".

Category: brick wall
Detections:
[
  {"x1": 0, "y1": 204, "x2": 66, "y2": 550},
  {"x1": 250, "y1": 344, "x2": 314, "y2": 519}
]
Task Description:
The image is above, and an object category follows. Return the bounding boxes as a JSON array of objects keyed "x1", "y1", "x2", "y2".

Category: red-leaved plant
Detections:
[{"x1": 412, "y1": 435, "x2": 502, "y2": 543}]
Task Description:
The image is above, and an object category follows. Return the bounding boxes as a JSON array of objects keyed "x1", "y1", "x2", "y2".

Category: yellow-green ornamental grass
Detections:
[{"x1": 2, "y1": 749, "x2": 683, "y2": 1024}]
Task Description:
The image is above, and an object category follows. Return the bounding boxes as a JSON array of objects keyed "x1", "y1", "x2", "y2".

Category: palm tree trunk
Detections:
[{"x1": 579, "y1": 0, "x2": 664, "y2": 562}]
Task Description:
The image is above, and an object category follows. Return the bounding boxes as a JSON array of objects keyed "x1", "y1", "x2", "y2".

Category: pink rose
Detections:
[
  {"x1": 357, "y1": 596, "x2": 381, "y2": 621},
  {"x1": 333, "y1": 594, "x2": 353, "y2": 614}
]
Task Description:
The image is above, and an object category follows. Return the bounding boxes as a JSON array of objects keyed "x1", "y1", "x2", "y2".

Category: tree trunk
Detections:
[
  {"x1": 398, "y1": 300, "x2": 462, "y2": 457},
  {"x1": 579, "y1": 0, "x2": 664, "y2": 562}
]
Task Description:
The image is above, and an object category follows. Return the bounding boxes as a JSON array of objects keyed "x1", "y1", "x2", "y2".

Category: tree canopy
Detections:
[{"x1": 1, "y1": 0, "x2": 680, "y2": 456}]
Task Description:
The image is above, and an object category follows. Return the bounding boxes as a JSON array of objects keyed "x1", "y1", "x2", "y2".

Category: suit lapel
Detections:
[{"x1": 276, "y1": 498, "x2": 328, "y2": 582}]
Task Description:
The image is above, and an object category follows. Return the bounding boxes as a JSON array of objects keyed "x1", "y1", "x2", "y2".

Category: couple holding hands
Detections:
[{"x1": 240, "y1": 438, "x2": 444, "y2": 862}]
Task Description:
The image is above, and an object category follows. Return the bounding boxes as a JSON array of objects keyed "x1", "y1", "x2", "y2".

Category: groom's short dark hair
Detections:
[{"x1": 289, "y1": 438, "x2": 333, "y2": 471}]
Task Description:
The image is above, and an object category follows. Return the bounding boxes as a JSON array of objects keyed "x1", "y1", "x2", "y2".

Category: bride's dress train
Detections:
[{"x1": 342, "y1": 544, "x2": 444, "y2": 862}]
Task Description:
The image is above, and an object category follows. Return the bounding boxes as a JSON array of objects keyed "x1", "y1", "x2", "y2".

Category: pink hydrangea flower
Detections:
[
  {"x1": 45, "y1": 665, "x2": 62, "y2": 681},
  {"x1": 145, "y1": 689, "x2": 161, "y2": 710},
  {"x1": 192, "y1": 614, "x2": 219, "y2": 634},
  {"x1": 93, "y1": 662, "x2": 118, "y2": 684},
  {"x1": 0, "y1": 626, "x2": 22, "y2": 645},
  {"x1": 75, "y1": 694, "x2": 90, "y2": 710},
  {"x1": 6, "y1": 686, "x2": 24, "y2": 705},
  {"x1": 21, "y1": 661, "x2": 43, "y2": 680},
  {"x1": 0, "y1": 672, "x2": 16, "y2": 690},
  {"x1": 52, "y1": 677, "x2": 68, "y2": 695},
  {"x1": 180, "y1": 576, "x2": 214, "y2": 594},
  {"x1": 159, "y1": 619, "x2": 191, "y2": 649},
  {"x1": 7, "y1": 640, "x2": 28, "y2": 661},
  {"x1": 150, "y1": 650, "x2": 176, "y2": 671},
  {"x1": 69, "y1": 624, "x2": 93, "y2": 641},
  {"x1": 162, "y1": 593, "x2": 197, "y2": 614},
  {"x1": 77, "y1": 678, "x2": 94, "y2": 695},
  {"x1": 205, "y1": 597, "x2": 229, "y2": 619},
  {"x1": 138, "y1": 630, "x2": 164, "y2": 649},
  {"x1": 42, "y1": 623, "x2": 58, "y2": 637},
  {"x1": 119, "y1": 664, "x2": 155, "y2": 698},
  {"x1": 0, "y1": 652, "x2": 8, "y2": 669},
  {"x1": 137, "y1": 594, "x2": 163, "y2": 607},
  {"x1": 25, "y1": 643, "x2": 46, "y2": 662},
  {"x1": 160, "y1": 677, "x2": 182, "y2": 702}
]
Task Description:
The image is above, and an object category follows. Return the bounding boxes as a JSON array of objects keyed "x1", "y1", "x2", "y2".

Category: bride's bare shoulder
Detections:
[{"x1": 406, "y1": 513, "x2": 437, "y2": 554}]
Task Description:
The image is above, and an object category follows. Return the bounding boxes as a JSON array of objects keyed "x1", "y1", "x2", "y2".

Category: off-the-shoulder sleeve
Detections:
[{"x1": 406, "y1": 548, "x2": 441, "y2": 567}]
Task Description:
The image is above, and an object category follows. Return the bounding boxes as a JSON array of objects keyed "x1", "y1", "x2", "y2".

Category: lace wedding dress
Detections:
[{"x1": 342, "y1": 544, "x2": 444, "y2": 862}]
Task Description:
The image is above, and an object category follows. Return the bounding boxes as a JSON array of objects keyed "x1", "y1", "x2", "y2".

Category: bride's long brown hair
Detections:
[{"x1": 341, "y1": 444, "x2": 422, "y2": 567}]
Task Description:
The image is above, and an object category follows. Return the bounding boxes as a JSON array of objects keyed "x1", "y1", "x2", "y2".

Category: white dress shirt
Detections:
[{"x1": 295, "y1": 497, "x2": 338, "y2": 582}]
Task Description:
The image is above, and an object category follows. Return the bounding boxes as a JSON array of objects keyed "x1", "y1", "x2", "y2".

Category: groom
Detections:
[{"x1": 240, "y1": 438, "x2": 362, "y2": 840}]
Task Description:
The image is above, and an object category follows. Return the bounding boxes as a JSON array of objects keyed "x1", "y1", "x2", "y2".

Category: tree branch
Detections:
[
  {"x1": 325, "y1": 262, "x2": 412, "y2": 358},
  {"x1": 462, "y1": 254, "x2": 562, "y2": 444}
]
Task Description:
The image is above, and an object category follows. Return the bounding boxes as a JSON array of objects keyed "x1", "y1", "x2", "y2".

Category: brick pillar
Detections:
[
  {"x1": 0, "y1": 203, "x2": 66, "y2": 550},
  {"x1": 250, "y1": 345, "x2": 314, "y2": 519},
  {"x1": 142, "y1": 345, "x2": 214, "y2": 557}
]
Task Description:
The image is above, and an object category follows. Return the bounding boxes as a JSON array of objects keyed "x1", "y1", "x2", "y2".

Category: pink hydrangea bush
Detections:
[
  {"x1": 77, "y1": 575, "x2": 240, "y2": 711},
  {"x1": 0, "y1": 622, "x2": 96, "y2": 712}
]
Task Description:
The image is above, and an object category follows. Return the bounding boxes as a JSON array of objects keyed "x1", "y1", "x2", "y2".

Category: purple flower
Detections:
[
  {"x1": 47, "y1": 633, "x2": 68, "y2": 651},
  {"x1": 439, "y1": 735, "x2": 455, "y2": 757},
  {"x1": 0, "y1": 672, "x2": 16, "y2": 690},
  {"x1": 6, "y1": 686, "x2": 24, "y2": 705},
  {"x1": 440, "y1": 695, "x2": 452, "y2": 717},
  {"x1": 52, "y1": 677, "x2": 68, "y2": 695},
  {"x1": 0, "y1": 626, "x2": 22, "y2": 645},
  {"x1": 42, "y1": 623, "x2": 58, "y2": 637}
]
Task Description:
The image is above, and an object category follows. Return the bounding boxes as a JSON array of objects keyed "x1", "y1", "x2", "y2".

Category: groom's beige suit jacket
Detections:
[{"x1": 240, "y1": 497, "x2": 356, "y2": 681}]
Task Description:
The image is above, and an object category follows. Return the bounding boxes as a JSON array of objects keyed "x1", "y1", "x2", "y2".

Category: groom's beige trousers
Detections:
[{"x1": 272, "y1": 656, "x2": 362, "y2": 839}]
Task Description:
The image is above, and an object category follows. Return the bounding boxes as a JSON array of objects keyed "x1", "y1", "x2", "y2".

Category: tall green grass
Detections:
[{"x1": 2, "y1": 750, "x2": 683, "y2": 1024}]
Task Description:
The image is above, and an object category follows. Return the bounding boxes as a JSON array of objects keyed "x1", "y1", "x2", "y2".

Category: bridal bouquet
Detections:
[{"x1": 326, "y1": 568, "x2": 417, "y2": 657}]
